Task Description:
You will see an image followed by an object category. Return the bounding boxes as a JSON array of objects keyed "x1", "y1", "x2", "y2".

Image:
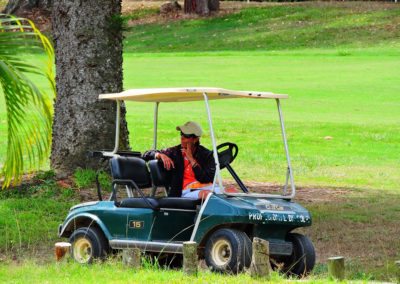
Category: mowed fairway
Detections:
[
  {"x1": 0, "y1": 49, "x2": 399, "y2": 190},
  {"x1": 122, "y1": 49, "x2": 400, "y2": 191}
]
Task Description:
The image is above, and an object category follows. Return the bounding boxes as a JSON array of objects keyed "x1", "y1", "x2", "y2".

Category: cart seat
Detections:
[
  {"x1": 148, "y1": 159, "x2": 168, "y2": 187},
  {"x1": 158, "y1": 198, "x2": 201, "y2": 210},
  {"x1": 110, "y1": 156, "x2": 151, "y2": 188},
  {"x1": 119, "y1": 197, "x2": 159, "y2": 209},
  {"x1": 117, "y1": 197, "x2": 200, "y2": 210}
]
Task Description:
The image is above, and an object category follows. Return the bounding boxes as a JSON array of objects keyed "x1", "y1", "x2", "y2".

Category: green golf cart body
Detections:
[{"x1": 58, "y1": 88, "x2": 315, "y2": 276}]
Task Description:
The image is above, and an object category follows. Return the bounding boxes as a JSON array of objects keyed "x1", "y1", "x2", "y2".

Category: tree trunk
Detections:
[
  {"x1": 51, "y1": 0, "x2": 129, "y2": 176},
  {"x1": 184, "y1": 0, "x2": 194, "y2": 14},
  {"x1": 208, "y1": 0, "x2": 219, "y2": 12},
  {"x1": 195, "y1": 0, "x2": 209, "y2": 16},
  {"x1": 184, "y1": 0, "x2": 218, "y2": 15},
  {"x1": 3, "y1": 0, "x2": 51, "y2": 15}
]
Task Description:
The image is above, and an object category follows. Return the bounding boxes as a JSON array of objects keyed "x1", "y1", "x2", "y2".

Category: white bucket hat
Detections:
[{"x1": 176, "y1": 121, "x2": 202, "y2": 137}]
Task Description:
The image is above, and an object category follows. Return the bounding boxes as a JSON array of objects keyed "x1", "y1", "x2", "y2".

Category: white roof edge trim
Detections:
[{"x1": 99, "y1": 87, "x2": 288, "y2": 102}]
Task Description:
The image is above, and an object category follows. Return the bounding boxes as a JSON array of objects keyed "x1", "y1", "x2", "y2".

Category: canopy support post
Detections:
[
  {"x1": 104, "y1": 100, "x2": 121, "y2": 157},
  {"x1": 203, "y1": 93, "x2": 223, "y2": 192},
  {"x1": 276, "y1": 99, "x2": 295, "y2": 198},
  {"x1": 153, "y1": 102, "x2": 159, "y2": 150}
]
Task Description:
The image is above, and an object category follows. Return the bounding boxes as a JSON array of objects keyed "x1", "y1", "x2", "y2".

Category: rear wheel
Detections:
[
  {"x1": 69, "y1": 226, "x2": 109, "y2": 264},
  {"x1": 205, "y1": 228, "x2": 252, "y2": 273},
  {"x1": 282, "y1": 233, "x2": 315, "y2": 277}
]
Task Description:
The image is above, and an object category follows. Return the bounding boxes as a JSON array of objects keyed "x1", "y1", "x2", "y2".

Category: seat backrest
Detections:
[
  {"x1": 110, "y1": 156, "x2": 151, "y2": 188},
  {"x1": 148, "y1": 159, "x2": 168, "y2": 187}
]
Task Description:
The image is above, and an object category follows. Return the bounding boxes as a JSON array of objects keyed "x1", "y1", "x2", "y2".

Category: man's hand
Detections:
[
  {"x1": 156, "y1": 153, "x2": 175, "y2": 170},
  {"x1": 182, "y1": 142, "x2": 198, "y2": 167},
  {"x1": 184, "y1": 141, "x2": 195, "y2": 161}
]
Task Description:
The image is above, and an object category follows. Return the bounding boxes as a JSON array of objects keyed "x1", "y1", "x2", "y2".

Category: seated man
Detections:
[{"x1": 142, "y1": 121, "x2": 221, "y2": 199}]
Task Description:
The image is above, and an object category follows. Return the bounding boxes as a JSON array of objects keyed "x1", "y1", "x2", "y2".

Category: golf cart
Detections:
[{"x1": 58, "y1": 87, "x2": 315, "y2": 276}]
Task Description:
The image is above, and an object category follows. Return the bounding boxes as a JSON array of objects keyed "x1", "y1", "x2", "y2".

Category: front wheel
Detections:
[
  {"x1": 205, "y1": 228, "x2": 252, "y2": 274},
  {"x1": 69, "y1": 226, "x2": 109, "y2": 264},
  {"x1": 282, "y1": 233, "x2": 315, "y2": 277}
]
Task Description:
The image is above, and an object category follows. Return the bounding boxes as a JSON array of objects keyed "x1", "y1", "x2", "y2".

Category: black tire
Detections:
[
  {"x1": 205, "y1": 228, "x2": 252, "y2": 274},
  {"x1": 283, "y1": 233, "x2": 315, "y2": 277},
  {"x1": 69, "y1": 226, "x2": 110, "y2": 264}
]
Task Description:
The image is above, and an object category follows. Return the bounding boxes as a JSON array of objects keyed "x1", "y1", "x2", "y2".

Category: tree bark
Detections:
[
  {"x1": 184, "y1": 0, "x2": 194, "y2": 14},
  {"x1": 51, "y1": 0, "x2": 129, "y2": 176},
  {"x1": 184, "y1": 0, "x2": 218, "y2": 15},
  {"x1": 208, "y1": 0, "x2": 219, "y2": 12},
  {"x1": 3, "y1": 0, "x2": 51, "y2": 15},
  {"x1": 195, "y1": 0, "x2": 209, "y2": 16}
]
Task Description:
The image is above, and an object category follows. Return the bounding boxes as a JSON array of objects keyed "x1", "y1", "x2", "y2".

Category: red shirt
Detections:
[{"x1": 182, "y1": 153, "x2": 197, "y2": 189}]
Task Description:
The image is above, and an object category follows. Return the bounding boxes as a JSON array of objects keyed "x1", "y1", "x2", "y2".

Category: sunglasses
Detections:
[{"x1": 180, "y1": 132, "x2": 197, "y2": 139}]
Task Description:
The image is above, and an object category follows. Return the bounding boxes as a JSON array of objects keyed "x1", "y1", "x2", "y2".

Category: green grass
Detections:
[
  {"x1": 124, "y1": 3, "x2": 400, "y2": 52},
  {"x1": 73, "y1": 169, "x2": 97, "y2": 189},
  {"x1": 0, "y1": 259, "x2": 384, "y2": 283},
  {"x1": 121, "y1": 49, "x2": 400, "y2": 191},
  {"x1": 73, "y1": 169, "x2": 112, "y2": 190},
  {"x1": 0, "y1": 181, "x2": 75, "y2": 253},
  {"x1": 1, "y1": 49, "x2": 399, "y2": 190}
]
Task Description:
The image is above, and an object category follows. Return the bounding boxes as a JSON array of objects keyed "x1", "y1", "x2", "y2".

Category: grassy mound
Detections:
[{"x1": 124, "y1": 2, "x2": 400, "y2": 52}]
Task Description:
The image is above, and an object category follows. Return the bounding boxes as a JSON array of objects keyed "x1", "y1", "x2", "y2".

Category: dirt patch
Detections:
[
  {"x1": 122, "y1": 0, "x2": 400, "y2": 27},
  {"x1": 76, "y1": 180, "x2": 349, "y2": 204},
  {"x1": 308, "y1": 217, "x2": 400, "y2": 268},
  {"x1": 2, "y1": 0, "x2": 261, "y2": 32},
  {"x1": 224, "y1": 180, "x2": 349, "y2": 203},
  {"x1": 7, "y1": 1, "x2": 399, "y2": 33},
  {"x1": 122, "y1": 0, "x2": 277, "y2": 14},
  {"x1": 123, "y1": 0, "x2": 283, "y2": 26}
]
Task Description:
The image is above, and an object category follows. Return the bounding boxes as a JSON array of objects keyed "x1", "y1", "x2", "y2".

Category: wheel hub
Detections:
[
  {"x1": 212, "y1": 239, "x2": 232, "y2": 266},
  {"x1": 73, "y1": 237, "x2": 92, "y2": 263}
]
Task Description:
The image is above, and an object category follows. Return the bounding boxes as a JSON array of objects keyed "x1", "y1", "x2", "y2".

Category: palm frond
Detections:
[{"x1": 0, "y1": 14, "x2": 55, "y2": 188}]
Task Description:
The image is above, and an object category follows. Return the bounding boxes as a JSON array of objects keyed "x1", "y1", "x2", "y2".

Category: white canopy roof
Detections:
[{"x1": 99, "y1": 87, "x2": 288, "y2": 102}]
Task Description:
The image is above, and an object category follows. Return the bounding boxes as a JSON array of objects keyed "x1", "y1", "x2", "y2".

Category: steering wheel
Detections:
[{"x1": 217, "y1": 142, "x2": 238, "y2": 169}]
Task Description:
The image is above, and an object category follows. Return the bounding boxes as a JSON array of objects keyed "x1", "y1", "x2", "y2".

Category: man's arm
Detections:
[
  {"x1": 142, "y1": 149, "x2": 159, "y2": 161},
  {"x1": 192, "y1": 149, "x2": 216, "y2": 183},
  {"x1": 142, "y1": 147, "x2": 177, "y2": 170}
]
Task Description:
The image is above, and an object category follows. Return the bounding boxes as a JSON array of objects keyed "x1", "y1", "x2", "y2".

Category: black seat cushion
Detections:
[
  {"x1": 119, "y1": 198, "x2": 159, "y2": 209},
  {"x1": 148, "y1": 159, "x2": 168, "y2": 187},
  {"x1": 157, "y1": 198, "x2": 201, "y2": 210},
  {"x1": 110, "y1": 156, "x2": 151, "y2": 188}
]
